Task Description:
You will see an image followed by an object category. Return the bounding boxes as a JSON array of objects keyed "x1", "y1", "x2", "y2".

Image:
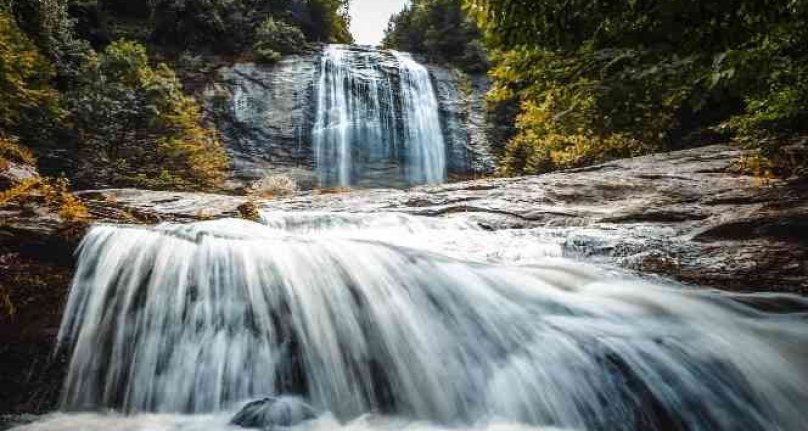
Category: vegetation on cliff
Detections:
[
  {"x1": 464, "y1": 0, "x2": 808, "y2": 177},
  {"x1": 69, "y1": 40, "x2": 228, "y2": 189},
  {"x1": 383, "y1": 0, "x2": 488, "y2": 73},
  {"x1": 0, "y1": 0, "x2": 353, "y2": 194}
]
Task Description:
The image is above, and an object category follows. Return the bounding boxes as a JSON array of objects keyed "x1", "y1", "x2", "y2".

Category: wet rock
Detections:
[
  {"x1": 262, "y1": 145, "x2": 808, "y2": 293},
  {"x1": 231, "y1": 396, "x2": 317, "y2": 430},
  {"x1": 211, "y1": 57, "x2": 320, "y2": 184},
  {"x1": 76, "y1": 189, "x2": 250, "y2": 222},
  {"x1": 427, "y1": 66, "x2": 496, "y2": 176}
]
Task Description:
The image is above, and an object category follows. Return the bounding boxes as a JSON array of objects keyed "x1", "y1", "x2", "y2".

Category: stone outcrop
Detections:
[
  {"x1": 427, "y1": 65, "x2": 496, "y2": 176},
  {"x1": 208, "y1": 56, "x2": 321, "y2": 188},
  {"x1": 231, "y1": 396, "x2": 317, "y2": 430}
]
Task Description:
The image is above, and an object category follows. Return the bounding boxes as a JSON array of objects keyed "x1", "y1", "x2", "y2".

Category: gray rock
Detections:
[
  {"x1": 260, "y1": 145, "x2": 808, "y2": 293},
  {"x1": 211, "y1": 56, "x2": 321, "y2": 185},
  {"x1": 427, "y1": 65, "x2": 496, "y2": 176},
  {"x1": 230, "y1": 396, "x2": 317, "y2": 430},
  {"x1": 0, "y1": 161, "x2": 38, "y2": 190}
]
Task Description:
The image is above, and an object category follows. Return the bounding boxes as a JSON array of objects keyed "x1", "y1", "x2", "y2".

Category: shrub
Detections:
[
  {"x1": 467, "y1": 0, "x2": 808, "y2": 177},
  {"x1": 250, "y1": 173, "x2": 298, "y2": 197},
  {"x1": 237, "y1": 199, "x2": 261, "y2": 222},
  {"x1": 0, "y1": 12, "x2": 63, "y2": 142},
  {"x1": 0, "y1": 136, "x2": 36, "y2": 170},
  {"x1": 252, "y1": 17, "x2": 307, "y2": 64},
  {"x1": 0, "y1": 177, "x2": 88, "y2": 223}
]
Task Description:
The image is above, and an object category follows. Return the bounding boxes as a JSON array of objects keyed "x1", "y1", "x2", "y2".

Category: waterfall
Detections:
[
  {"x1": 50, "y1": 212, "x2": 808, "y2": 431},
  {"x1": 313, "y1": 45, "x2": 446, "y2": 188}
]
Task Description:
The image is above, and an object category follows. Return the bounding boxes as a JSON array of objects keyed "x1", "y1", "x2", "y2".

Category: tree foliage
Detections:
[
  {"x1": 383, "y1": 0, "x2": 487, "y2": 72},
  {"x1": 0, "y1": 12, "x2": 63, "y2": 154},
  {"x1": 69, "y1": 40, "x2": 228, "y2": 189},
  {"x1": 2, "y1": 1, "x2": 236, "y2": 191},
  {"x1": 466, "y1": 0, "x2": 808, "y2": 176},
  {"x1": 66, "y1": 0, "x2": 352, "y2": 54},
  {"x1": 253, "y1": 16, "x2": 308, "y2": 64}
]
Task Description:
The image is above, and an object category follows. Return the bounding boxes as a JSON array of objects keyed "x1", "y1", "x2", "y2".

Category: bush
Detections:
[
  {"x1": 237, "y1": 199, "x2": 261, "y2": 222},
  {"x1": 0, "y1": 136, "x2": 36, "y2": 170},
  {"x1": 250, "y1": 173, "x2": 298, "y2": 197},
  {"x1": 252, "y1": 17, "x2": 307, "y2": 64},
  {"x1": 149, "y1": 0, "x2": 350, "y2": 54},
  {"x1": 0, "y1": 177, "x2": 88, "y2": 223}
]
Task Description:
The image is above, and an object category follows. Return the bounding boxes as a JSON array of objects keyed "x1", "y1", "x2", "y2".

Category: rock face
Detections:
[
  {"x1": 210, "y1": 56, "x2": 321, "y2": 188},
  {"x1": 207, "y1": 45, "x2": 494, "y2": 188},
  {"x1": 0, "y1": 161, "x2": 38, "y2": 190},
  {"x1": 428, "y1": 65, "x2": 496, "y2": 177}
]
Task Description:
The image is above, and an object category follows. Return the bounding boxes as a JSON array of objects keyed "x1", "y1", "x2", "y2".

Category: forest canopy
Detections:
[{"x1": 464, "y1": 0, "x2": 808, "y2": 176}]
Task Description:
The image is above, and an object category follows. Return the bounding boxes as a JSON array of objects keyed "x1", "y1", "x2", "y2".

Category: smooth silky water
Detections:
[
  {"x1": 313, "y1": 46, "x2": 446, "y2": 188},
  {"x1": 10, "y1": 210, "x2": 808, "y2": 431}
]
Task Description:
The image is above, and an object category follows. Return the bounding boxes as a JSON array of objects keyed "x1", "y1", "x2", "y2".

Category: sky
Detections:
[{"x1": 349, "y1": 0, "x2": 410, "y2": 46}]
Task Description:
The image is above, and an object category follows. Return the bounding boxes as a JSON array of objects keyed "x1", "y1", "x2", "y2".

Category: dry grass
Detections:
[
  {"x1": 0, "y1": 177, "x2": 89, "y2": 223},
  {"x1": 250, "y1": 173, "x2": 298, "y2": 198},
  {"x1": 0, "y1": 136, "x2": 35, "y2": 170},
  {"x1": 316, "y1": 186, "x2": 353, "y2": 195}
]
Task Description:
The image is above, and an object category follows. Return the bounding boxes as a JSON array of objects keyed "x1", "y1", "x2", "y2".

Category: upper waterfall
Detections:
[
  {"x1": 313, "y1": 45, "x2": 446, "y2": 187},
  {"x1": 213, "y1": 45, "x2": 495, "y2": 188}
]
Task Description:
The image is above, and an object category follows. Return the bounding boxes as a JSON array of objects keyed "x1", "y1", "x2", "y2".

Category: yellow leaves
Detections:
[
  {"x1": 58, "y1": 190, "x2": 89, "y2": 222},
  {"x1": 0, "y1": 13, "x2": 62, "y2": 131},
  {"x1": 500, "y1": 80, "x2": 647, "y2": 175},
  {"x1": 0, "y1": 135, "x2": 35, "y2": 169},
  {"x1": 77, "y1": 40, "x2": 229, "y2": 191},
  {"x1": 0, "y1": 177, "x2": 89, "y2": 223}
]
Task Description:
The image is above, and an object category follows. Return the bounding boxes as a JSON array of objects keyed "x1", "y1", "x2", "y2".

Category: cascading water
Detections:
[
  {"x1": 17, "y1": 211, "x2": 808, "y2": 431},
  {"x1": 312, "y1": 45, "x2": 446, "y2": 188}
]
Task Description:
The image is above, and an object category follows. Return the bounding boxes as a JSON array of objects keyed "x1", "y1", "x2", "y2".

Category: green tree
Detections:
[
  {"x1": 148, "y1": 0, "x2": 351, "y2": 54},
  {"x1": 252, "y1": 16, "x2": 308, "y2": 63},
  {"x1": 383, "y1": 0, "x2": 487, "y2": 72},
  {"x1": 5, "y1": 0, "x2": 94, "y2": 87},
  {"x1": 0, "y1": 12, "x2": 64, "y2": 168},
  {"x1": 465, "y1": 0, "x2": 808, "y2": 176}
]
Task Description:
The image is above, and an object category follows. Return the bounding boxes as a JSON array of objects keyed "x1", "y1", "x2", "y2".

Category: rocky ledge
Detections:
[
  {"x1": 258, "y1": 145, "x2": 807, "y2": 293},
  {"x1": 37, "y1": 144, "x2": 804, "y2": 293}
]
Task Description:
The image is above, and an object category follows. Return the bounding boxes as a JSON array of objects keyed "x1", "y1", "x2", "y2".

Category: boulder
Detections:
[{"x1": 230, "y1": 396, "x2": 318, "y2": 429}]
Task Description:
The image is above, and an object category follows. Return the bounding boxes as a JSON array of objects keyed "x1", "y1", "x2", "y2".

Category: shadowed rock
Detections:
[{"x1": 231, "y1": 397, "x2": 317, "y2": 430}]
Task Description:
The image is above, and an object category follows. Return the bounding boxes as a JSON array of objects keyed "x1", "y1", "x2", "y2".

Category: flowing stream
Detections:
[
  {"x1": 313, "y1": 45, "x2": 446, "y2": 188},
  {"x1": 12, "y1": 210, "x2": 808, "y2": 431}
]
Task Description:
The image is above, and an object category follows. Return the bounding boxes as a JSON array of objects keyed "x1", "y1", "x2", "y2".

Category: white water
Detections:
[
  {"x1": 312, "y1": 46, "x2": 446, "y2": 187},
  {"x1": 14, "y1": 210, "x2": 808, "y2": 431}
]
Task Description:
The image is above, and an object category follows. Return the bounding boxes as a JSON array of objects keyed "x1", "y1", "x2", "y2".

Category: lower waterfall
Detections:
[
  {"x1": 19, "y1": 211, "x2": 808, "y2": 431},
  {"x1": 312, "y1": 46, "x2": 446, "y2": 188}
]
